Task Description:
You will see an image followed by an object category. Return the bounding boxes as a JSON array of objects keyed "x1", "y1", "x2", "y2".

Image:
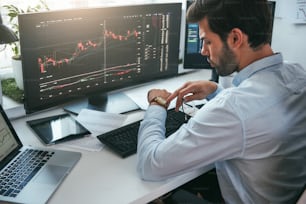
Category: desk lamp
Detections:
[
  {"x1": 0, "y1": 12, "x2": 18, "y2": 105},
  {"x1": 0, "y1": 12, "x2": 18, "y2": 44}
]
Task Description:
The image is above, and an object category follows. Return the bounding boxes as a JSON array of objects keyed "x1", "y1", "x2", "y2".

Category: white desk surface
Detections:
[{"x1": 9, "y1": 69, "x2": 214, "y2": 204}]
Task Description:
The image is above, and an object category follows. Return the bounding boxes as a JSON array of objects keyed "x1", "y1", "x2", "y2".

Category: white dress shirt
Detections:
[{"x1": 137, "y1": 53, "x2": 306, "y2": 203}]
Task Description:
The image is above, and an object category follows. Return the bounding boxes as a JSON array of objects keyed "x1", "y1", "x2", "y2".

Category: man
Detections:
[{"x1": 137, "y1": 0, "x2": 306, "y2": 203}]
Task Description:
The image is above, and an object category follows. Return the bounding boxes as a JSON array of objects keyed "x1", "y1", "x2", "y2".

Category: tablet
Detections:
[{"x1": 27, "y1": 113, "x2": 91, "y2": 145}]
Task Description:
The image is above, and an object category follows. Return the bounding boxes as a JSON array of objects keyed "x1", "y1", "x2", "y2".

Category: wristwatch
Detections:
[{"x1": 150, "y1": 96, "x2": 167, "y2": 108}]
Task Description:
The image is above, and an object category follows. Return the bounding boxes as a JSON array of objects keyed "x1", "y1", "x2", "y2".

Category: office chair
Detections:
[
  {"x1": 169, "y1": 168, "x2": 224, "y2": 204},
  {"x1": 171, "y1": 184, "x2": 306, "y2": 204},
  {"x1": 171, "y1": 189, "x2": 213, "y2": 204}
]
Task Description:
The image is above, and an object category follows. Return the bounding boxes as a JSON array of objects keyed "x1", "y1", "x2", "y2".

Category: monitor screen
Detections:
[
  {"x1": 19, "y1": 3, "x2": 182, "y2": 114},
  {"x1": 183, "y1": 0, "x2": 275, "y2": 70},
  {"x1": 183, "y1": 0, "x2": 211, "y2": 69}
]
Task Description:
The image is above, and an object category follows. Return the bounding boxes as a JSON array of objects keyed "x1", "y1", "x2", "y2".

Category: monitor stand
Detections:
[
  {"x1": 210, "y1": 69, "x2": 219, "y2": 83},
  {"x1": 64, "y1": 92, "x2": 140, "y2": 115}
]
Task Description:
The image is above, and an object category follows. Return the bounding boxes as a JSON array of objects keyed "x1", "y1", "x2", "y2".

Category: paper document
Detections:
[
  {"x1": 124, "y1": 70, "x2": 211, "y2": 110},
  {"x1": 60, "y1": 109, "x2": 128, "y2": 151}
]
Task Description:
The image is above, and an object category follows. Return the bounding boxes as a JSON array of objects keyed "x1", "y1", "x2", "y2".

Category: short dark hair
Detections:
[{"x1": 186, "y1": 0, "x2": 273, "y2": 48}]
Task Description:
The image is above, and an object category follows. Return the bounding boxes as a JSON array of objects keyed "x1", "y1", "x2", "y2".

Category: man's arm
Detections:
[{"x1": 167, "y1": 80, "x2": 219, "y2": 111}]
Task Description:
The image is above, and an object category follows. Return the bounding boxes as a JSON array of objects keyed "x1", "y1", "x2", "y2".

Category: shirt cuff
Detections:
[
  {"x1": 144, "y1": 105, "x2": 167, "y2": 122},
  {"x1": 206, "y1": 84, "x2": 223, "y2": 101}
]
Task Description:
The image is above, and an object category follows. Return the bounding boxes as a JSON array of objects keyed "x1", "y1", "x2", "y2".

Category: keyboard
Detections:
[
  {"x1": 0, "y1": 149, "x2": 54, "y2": 197},
  {"x1": 97, "y1": 108, "x2": 190, "y2": 158}
]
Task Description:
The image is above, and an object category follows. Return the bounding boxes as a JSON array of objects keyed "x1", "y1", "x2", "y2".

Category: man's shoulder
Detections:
[{"x1": 281, "y1": 62, "x2": 306, "y2": 92}]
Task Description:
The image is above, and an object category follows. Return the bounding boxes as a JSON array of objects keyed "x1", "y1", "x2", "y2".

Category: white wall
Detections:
[{"x1": 271, "y1": 0, "x2": 306, "y2": 67}]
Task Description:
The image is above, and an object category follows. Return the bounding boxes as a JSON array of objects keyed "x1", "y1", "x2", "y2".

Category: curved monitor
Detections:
[{"x1": 19, "y1": 3, "x2": 182, "y2": 114}]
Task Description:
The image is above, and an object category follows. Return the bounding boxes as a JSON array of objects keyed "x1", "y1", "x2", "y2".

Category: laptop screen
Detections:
[{"x1": 0, "y1": 107, "x2": 23, "y2": 167}]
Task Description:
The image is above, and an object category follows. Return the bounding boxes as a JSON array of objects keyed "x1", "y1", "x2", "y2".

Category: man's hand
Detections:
[
  {"x1": 167, "y1": 80, "x2": 217, "y2": 111},
  {"x1": 147, "y1": 89, "x2": 172, "y2": 108}
]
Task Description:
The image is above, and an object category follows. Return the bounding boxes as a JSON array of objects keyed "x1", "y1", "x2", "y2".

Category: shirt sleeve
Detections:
[
  {"x1": 137, "y1": 94, "x2": 244, "y2": 181},
  {"x1": 206, "y1": 83, "x2": 223, "y2": 101}
]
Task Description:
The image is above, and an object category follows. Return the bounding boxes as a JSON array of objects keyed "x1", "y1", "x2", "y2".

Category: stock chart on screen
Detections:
[{"x1": 19, "y1": 3, "x2": 181, "y2": 113}]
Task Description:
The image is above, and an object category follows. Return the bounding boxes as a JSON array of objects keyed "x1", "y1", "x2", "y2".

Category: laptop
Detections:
[{"x1": 0, "y1": 105, "x2": 81, "y2": 204}]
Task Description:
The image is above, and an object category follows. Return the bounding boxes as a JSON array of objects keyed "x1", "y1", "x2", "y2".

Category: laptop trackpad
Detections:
[{"x1": 33, "y1": 165, "x2": 69, "y2": 185}]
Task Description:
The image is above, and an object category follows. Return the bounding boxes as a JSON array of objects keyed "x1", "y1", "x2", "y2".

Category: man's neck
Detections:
[{"x1": 238, "y1": 44, "x2": 274, "y2": 70}]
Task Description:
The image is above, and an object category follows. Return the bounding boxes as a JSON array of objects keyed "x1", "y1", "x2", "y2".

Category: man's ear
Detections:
[{"x1": 228, "y1": 28, "x2": 243, "y2": 48}]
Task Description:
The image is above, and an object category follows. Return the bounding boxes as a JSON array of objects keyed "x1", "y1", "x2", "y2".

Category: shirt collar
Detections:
[{"x1": 232, "y1": 53, "x2": 283, "y2": 86}]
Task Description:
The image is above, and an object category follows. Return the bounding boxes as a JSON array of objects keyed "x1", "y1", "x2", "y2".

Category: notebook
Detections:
[{"x1": 0, "y1": 105, "x2": 81, "y2": 204}]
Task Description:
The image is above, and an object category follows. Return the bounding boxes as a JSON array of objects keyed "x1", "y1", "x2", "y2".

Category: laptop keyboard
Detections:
[
  {"x1": 0, "y1": 149, "x2": 54, "y2": 198},
  {"x1": 97, "y1": 108, "x2": 190, "y2": 158}
]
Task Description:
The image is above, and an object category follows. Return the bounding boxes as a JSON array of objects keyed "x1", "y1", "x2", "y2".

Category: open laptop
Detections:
[{"x1": 0, "y1": 105, "x2": 81, "y2": 204}]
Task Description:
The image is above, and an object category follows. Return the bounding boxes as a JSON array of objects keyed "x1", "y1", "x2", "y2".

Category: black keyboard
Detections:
[{"x1": 97, "y1": 108, "x2": 190, "y2": 158}]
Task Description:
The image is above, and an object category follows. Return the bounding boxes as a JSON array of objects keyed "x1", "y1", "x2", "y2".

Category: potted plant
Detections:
[{"x1": 3, "y1": 0, "x2": 49, "y2": 90}]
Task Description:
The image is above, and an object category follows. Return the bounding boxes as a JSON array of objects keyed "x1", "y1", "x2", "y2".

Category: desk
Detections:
[{"x1": 10, "y1": 70, "x2": 214, "y2": 204}]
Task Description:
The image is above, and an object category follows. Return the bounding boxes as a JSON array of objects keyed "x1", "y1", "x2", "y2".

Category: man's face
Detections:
[{"x1": 199, "y1": 18, "x2": 238, "y2": 76}]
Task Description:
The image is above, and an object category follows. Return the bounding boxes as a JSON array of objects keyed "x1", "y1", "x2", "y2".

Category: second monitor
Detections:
[{"x1": 19, "y1": 3, "x2": 182, "y2": 114}]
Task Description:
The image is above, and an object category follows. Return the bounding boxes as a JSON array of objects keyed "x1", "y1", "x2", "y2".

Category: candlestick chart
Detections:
[{"x1": 36, "y1": 17, "x2": 145, "y2": 100}]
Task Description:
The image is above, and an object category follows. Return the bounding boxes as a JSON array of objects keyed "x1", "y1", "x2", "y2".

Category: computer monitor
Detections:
[
  {"x1": 18, "y1": 3, "x2": 182, "y2": 114},
  {"x1": 183, "y1": 0, "x2": 275, "y2": 82},
  {"x1": 183, "y1": 0, "x2": 211, "y2": 70}
]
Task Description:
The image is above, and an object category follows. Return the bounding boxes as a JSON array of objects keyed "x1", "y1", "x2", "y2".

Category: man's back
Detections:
[{"x1": 215, "y1": 54, "x2": 306, "y2": 203}]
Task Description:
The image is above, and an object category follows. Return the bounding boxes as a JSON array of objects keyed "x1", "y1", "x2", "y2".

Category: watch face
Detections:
[{"x1": 155, "y1": 96, "x2": 167, "y2": 107}]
